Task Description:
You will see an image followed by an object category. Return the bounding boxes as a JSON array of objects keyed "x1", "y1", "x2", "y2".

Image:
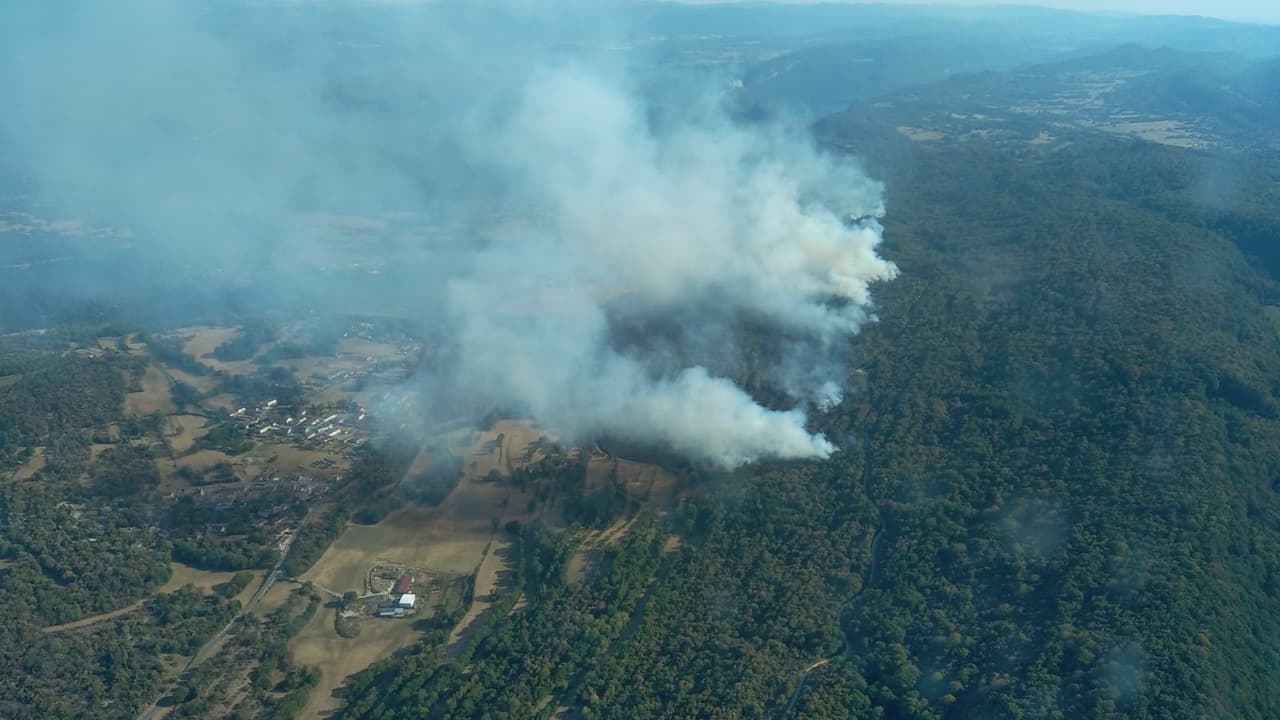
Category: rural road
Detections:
[
  {"x1": 303, "y1": 581, "x2": 387, "y2": 601},
  {"x1": 308, "y1": 581, "x2": 346, "y2": 600},
  {"x1": 42, "y1": 599, "x2": 147, "y2": 633},
  {"x1": 137, "y1": 514, "x2": 304, "y2": 720},
  {"x1": 782, "y1": 437, "x2": 883, "y2": 718}
]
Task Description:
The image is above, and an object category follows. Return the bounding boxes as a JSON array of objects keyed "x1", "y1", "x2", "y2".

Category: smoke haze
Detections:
[{"x1": 0, "y1": 1, "x2": 896, "y2": 468}]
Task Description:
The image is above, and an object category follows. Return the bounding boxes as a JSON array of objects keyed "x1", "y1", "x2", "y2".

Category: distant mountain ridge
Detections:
[
  {"x1": 721, "y1": 4, "x2": 1280, "y2": 115},
  {"x1": 808, "y1": 43, "x2": 1280, "y2": 152}
]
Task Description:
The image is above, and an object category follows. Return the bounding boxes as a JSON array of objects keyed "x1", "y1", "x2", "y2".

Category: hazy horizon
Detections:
[{"x1": 674, "y1": 0, "x2": 1280, "y2": 26}]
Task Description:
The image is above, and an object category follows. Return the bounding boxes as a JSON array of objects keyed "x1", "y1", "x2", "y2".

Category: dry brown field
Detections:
[
  {"x1": 259, "y1": 442, "x2": 346, "y2": 475},
  {"x1": 176, "y1": 449, "x2": 241, "y2": 473},
  {"x1": 287, "y1": 421, "x2": 549, "y2": 717},
  {"x1": 177, "y1": 326, "x2": 256, "y2": 375},
  {"x1": 289, "y1": 503, "x2": 497, "y2": 718},
  {"x1": 126, "y1": 363, "x2": 176, "y2": 415},
  {"x1": 165, "y1": 366, "x2": 221, "y2": 395},
  {"x1": 202, "y1": 393, "x2": 238, "y2": 412},
  {"x1": 290, "y1": 604, "x2": 427, "y2": 719},
  {"x1": 166, "y1": 414, "x2": 210, "y2": 454}
]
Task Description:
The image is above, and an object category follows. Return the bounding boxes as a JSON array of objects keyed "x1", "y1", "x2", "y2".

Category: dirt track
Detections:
[
  {"x1": 43, "y1": 563, "x2": 260, "y2": 634},
  {"x1": 289, "y1": 424, "x2": 547, "y2": 718},
  {"x1": 781, "y1": 438, "x2": 882, "y2": 718}
]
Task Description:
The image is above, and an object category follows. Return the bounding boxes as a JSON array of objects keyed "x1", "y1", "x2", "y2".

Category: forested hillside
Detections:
[
  {"x1": 794, "y1": 125, "x2": 1280, "y2": 719},
  {"x1": 0, "y1": 356, "x2": 126, "y2": 468},
  {"x1": 332, "y1": 123, "x2": 1280, "y2": 719},
  {"x1": 3, "y1": 4, "x2": 1280, "y2": 719}
]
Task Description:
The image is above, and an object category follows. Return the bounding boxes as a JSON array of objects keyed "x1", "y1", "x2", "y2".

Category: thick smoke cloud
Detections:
[{"x1": 0, "y1": 1, "x2": 896, "y2": 468}]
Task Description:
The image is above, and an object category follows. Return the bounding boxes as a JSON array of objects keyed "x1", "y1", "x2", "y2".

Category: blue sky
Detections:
[{"x1": 683, "y1": 0, "x2": 1280, "y2": 25}]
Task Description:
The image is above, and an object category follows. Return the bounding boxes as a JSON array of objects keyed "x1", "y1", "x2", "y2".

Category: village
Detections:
[
  {"x1": 175, "y1": 397, "x2": 377, "y2": 549},
  {"x1": 230, "y1": 399, "x2": 369, "y2": 451}
]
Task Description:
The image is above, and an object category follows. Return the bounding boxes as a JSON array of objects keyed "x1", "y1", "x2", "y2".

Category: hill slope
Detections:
[{"x1": 331, "y1": 112, "x2": 1280, "y2": 720}]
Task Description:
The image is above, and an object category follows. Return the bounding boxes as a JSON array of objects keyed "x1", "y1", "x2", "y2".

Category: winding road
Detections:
[
  {"x1": 137, "y1": 512, "x2": 305, "y2": 720},
  {"x1": 782, "y1": 436, "x2": 884, "y2": 718}
]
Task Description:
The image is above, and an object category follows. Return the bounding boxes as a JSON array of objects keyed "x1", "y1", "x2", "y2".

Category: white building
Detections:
[{"x1": 397, "y1": 593, "x2": 416, "y2": 609}]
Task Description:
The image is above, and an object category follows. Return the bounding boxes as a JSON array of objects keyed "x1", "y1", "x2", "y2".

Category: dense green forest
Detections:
[
  {"x1": 0, "y1": 421, "x2": 250, "y2": 718},
  {"x1": 0, "y1": 581, "x2": 238, "y2": 719},
  {"x1": 0, "y1": 484, "x2": 171, "y2": 625},
  {"x1": 0, "y1": 319, "x2": 395, "y2": 716},
  {"x1": 325, "y1": 124, "x2": 1280, "y2": 719},
  {"x1": 3, "y1": 6, "x2": 1280, "y2": 719},
  {"x1": 0, "y1": 355, "x2": 127, "y2": 470},
  {"x1": 1, "y1": 118, "x2": 1277, "y2": 720},
  {"x1": 792, "y1": 125, "x2": 1280, "y2": 720}
]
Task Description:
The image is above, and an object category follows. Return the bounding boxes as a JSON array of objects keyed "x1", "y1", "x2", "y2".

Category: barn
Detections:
[{"x1": 393, "y1": 574, "x2": 413, "y2": 595}]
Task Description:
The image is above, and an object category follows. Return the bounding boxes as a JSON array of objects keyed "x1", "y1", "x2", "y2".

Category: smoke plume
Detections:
[{"x1": 0, "y1": 1, "x2": 896, "y2": 468}]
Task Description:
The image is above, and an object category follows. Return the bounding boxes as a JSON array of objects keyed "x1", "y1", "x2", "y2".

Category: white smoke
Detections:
[
  {"x1": 0, "y1": 2, "x2": 897, "y2": 469},
  {"x1": 442, "y1": 66, "x2": 896, "y2": 467}
]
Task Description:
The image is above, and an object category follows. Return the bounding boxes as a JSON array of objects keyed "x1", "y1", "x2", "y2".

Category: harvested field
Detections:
[
  {"x1": 127, "y1": 363, "x2": 175, "y2": 415},
  {"x1": 179, "y1": 326, "x2": 257, "y2": 375},
  {"x1": 450, "y1": 419, "x2": 557, "y2": 479},
  {"x1": 298, "y1": 505, "x2": 492, "y2": 597},
  {"x1": 448, "y1": 537, "x2": 514, "y2": 644},
  {"x1": 289, "y1": 504, "x2": 496, "y2": 718},
  {"x1": 288, "y1": 424, "x2": 550, "y2": 717},
  {"x1": 123, "y1": 333, "x2": 149, "y2": 356},
  {"x1": 162, "y1": 562, "x2": 260, "y2": 599},
  {"x1": 154, "y1": 457, "x2": 186, "y2": 494},
  {"x1": 166, "y1": 414, "x2": 210, "y2": 454},
  {"x1": 254, "y1": 579, "x2": 297, "y2": 618},
  {"x1": 260, "y1": 442, "x2": 346, "y2": 476},
  {"x1": 175, "y1": 449, "x2": 250, "y2": 479},
  {"x1": 291, "y1": 604, "x2": 427, "y2": 719},
  {"x1": 179, "y1": 326, "x2": 237, "y2": 358},
  {"x1": 584, "y1": 452, "x2": 680, "y2": 513},
  {"x1": 0, "y1": 374, "x2": 20, "y2": 389},
  {"x1": 165, "y1": 366, "x2": 221, "y2": 395},
  {"x1": 284, "y1": 420, "x2": 611, "y2": 715},
  {"x1": 202, "y1": 393, "x2": 238, "y2": 412}
]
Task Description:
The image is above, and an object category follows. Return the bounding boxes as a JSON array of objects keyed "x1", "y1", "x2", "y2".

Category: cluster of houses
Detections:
[
  {"x1": 185, "y1": 473, "x2": 338, "y2": 546},
  {"x1": 377, "y1": 573, "x2": 417, "y2": 618},
  {"x1": 230, "y1": 401, "x2": 368, "y2": 450}
]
